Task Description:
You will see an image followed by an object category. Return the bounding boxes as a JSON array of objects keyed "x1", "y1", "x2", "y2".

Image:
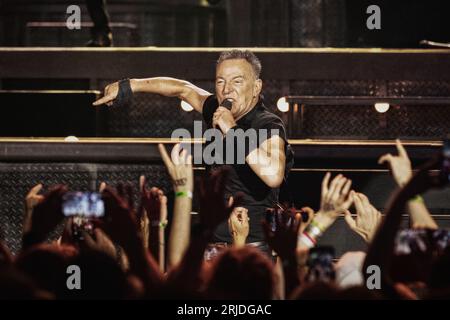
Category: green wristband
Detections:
[
  {"x1": 159, "y1": 220, "x2": 168, "y2": 228},
  {"x1": 310, "y1": 219, "x2": 326, "y2": 233},
  {"x1": 410, "y1": 195, "x2": 424, "y2": 203},
  {"x1": 175, "y1": 190, "x2": 193, "y2": 199},
  {"x1": 150, "y1": 220, "x2": 168, "y2": 228}
]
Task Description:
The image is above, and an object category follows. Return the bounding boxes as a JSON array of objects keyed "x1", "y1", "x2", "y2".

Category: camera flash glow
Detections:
[
  {"x1": 277, "y1": 97, "x2": 289, "y2": 113},
  {"x1": 180, "y1": 100, "x2": 194, "y2": 112},
  {"x1": 374, "y1": 102, "x2": 390, "y2": 113}
]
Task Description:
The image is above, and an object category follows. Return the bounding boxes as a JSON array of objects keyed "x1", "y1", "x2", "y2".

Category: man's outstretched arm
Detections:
[{"x1": 93, "y1": 77, "x2": 211, "y2": 113}]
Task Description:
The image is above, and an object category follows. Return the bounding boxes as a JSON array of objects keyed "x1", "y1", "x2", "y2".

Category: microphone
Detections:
[
  {"x1": 221, "y1": 99, "x2": 232, "y2": 110},
  {"x1": 213, "y1": 99, "x2": 233, "y2": 130}
]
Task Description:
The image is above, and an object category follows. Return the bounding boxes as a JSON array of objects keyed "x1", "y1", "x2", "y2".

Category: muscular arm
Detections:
[
  {"x1": 245, "y1": 136, "x2": 286, "y2": 189},
  {"x1": 93, "y1": 77, "x2": 211, "y2": 113},
  {"x1": 214, "y1": 107, "x2": 288, "y2": 189}
]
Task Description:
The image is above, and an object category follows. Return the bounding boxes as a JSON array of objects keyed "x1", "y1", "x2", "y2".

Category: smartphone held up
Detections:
[
  {"x1": 62, "y1": 192, "x2": 105, "y2": 242},
  {"x1": 62, "y1": 192, "x2": 104, "y2": 218}
]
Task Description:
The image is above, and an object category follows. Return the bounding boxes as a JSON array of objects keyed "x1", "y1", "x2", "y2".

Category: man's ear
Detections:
[{"x1": 254, "y1": 79, "x2": 262, "y2": 97}]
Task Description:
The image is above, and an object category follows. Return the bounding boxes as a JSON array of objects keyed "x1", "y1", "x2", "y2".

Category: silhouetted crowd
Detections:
[{"x1": 1, "y1": 140, "x2": 449, "y2": 300}]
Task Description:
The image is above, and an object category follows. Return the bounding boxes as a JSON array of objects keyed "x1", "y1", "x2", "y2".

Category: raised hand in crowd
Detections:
[
  {"x1": 379, "y1": 139, "x2": 438, "y2": 229},
  {"x1": 158, "y1": 143, "x2": 193, "y2": 268},
  {"x1": 22, "y1": 184, "x2": 68, "y2": 249},
  {"x1": 364, "y1": 155, "x2": 444, "y2": 299},
  {"x1": 164, "y1": 167, "x2": 240, "y2": 298},
  {"x1": 197, "y1": 168, "x2": 241, "y2": 237},
  {"x1": 344, "y1": 191, "x2": 382, "y2": 243},
  {"x1": 298, "y1": 172, "x2": 353, "y2": 250},
  {"x1": 102, "y1": 183, "x2": 139, "y2": 246},
  {"x1": 139, "y1": 176, "x2": 168, "y2": 272},
  {"x1": 378, "y1": 139, "x2": 413, "y2": 187},
  {"x1": 228, "y1": 206, "x2": 249, "y2": 247},
  {"x1": 158, "y1": 143, "x2": 193, "y2": 192},
  {"x1": 0, "y1": 241, "x2": 13, "y2": 267},
  {"x1": 319, "y1": 172, "x2": 353, "y2": 217},
  {"x1": 0, "y1": 214, "x2": 13, "y2": 267},
  {"x1": 59, "y1": 181, "x2": 109, "y2": 247},
  {"x1": 101, "y1": 184, "x2": 163, "y2": 296},
  {"x1": 262, "y1": 207, "x2": 301, "y2": 298},
  {"x1": 299, "y1": 206, "x2": 314, "y2": 234},
  {"x1": 263, "y1": 208, "x2": 301, "y2": 261},
  {"x1": 81, "y1": 227, "x2": 129, "y2": 271},
  {"x1": 315, "y1": 172, "x2": 353, "y2": 233},
  {"x1": 142, "y1": 184, "x2": 167, "y2": 226},
  {"x1": 23, "y1": 184, "x2": 44, "y2": 234}
]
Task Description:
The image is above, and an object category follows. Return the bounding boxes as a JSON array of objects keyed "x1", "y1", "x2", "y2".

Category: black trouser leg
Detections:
[{"x1": 86, "y1": 0, "x2": 111, "y2": 35}]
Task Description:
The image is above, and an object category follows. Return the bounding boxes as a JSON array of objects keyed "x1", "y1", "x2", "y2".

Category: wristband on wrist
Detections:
[
  {"x1": 159, "y1": 220, "x2": 168, "y2": 228},
  {"x1": 299, "y1": 231, "x2": 317, "y2": 249},
  {"x1": 409, "y1": 195, "x2": 424, "y2": 203},
  {"x1": 305, "y1": 223, "x2": 323, "y2": 239},
  {"x1": 150, "y1": 220, "x2": 168, "y2": 228},
  {"x1": 309, "y1": 219, "x2": 326, "y2": 234},
  {"x1": 175, "y1": 190, "x2": 193, "y2": 199},
  {"x1": 111, "y1": 78, "x2": 133, "y2": 108}
]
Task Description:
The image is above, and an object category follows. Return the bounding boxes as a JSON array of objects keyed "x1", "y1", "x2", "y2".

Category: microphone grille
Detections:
[{"x1": 221, "y1": 99, "x2": 232, "y2": 110}]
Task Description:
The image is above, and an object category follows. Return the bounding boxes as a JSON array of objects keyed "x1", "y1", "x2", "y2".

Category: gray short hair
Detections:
[{"x1": 217, "y1": 49, "x2": 262, "y2": 79}]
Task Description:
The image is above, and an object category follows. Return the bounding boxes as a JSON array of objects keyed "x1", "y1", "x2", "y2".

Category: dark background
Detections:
[{"x1": 1, "y1": 0, "x2": 450, "y2": 48}]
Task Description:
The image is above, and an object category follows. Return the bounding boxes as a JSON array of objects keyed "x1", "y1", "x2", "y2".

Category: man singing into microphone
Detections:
[{"x1": 93, "y1": 50, "x2": 294, "y2": 257}]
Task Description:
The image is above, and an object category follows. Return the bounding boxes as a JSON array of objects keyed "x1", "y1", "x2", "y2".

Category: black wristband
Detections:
[{"x1": 111, "y1": 78, "x2": 133, "y2": 108}]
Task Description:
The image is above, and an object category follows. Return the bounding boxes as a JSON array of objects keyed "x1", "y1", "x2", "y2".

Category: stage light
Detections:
[
  {"x1": 374, "y1": 102, "x2": 390, "y2": 113},
  {"x1": 180, "y1": 100, "x2": 194, "y2": 112},
  {"x1": 64, "y1": 135, "x2": 79, "y2": 142},
  {"x1": 277, "y1": 97, "x2": 289, "y2": 112}
]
